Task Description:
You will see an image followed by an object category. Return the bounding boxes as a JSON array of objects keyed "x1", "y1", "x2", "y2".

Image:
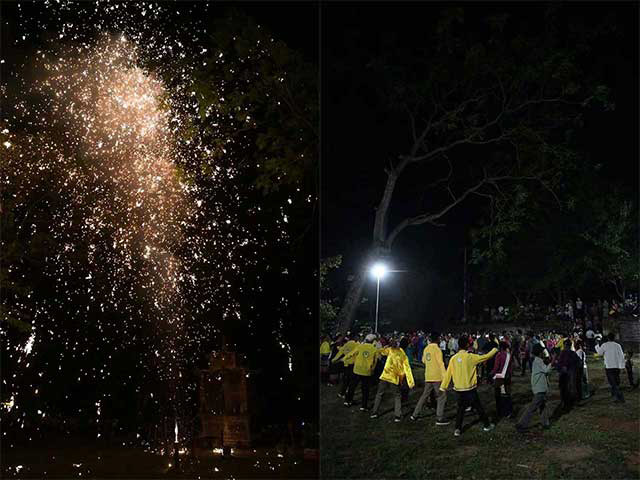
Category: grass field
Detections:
[{"x1": 321, "y1": 356, "x2": 640, "y2": 480}]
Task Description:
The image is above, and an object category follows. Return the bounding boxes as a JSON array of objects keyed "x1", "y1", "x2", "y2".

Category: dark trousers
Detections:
[
  {"x1": 340, "y1": 368, "x2": 353, "y2": 396},
  {"x1": 455, "y1": 389, "x2": 490, "y2": 430},
  {"x1": 626, "y1": 363, "x2": 639, "y2": 388},
  {"x1": 559, "y1": 372, "x2": 575, "y2": 411},
  {"x1": 516, "y1": 392, "x2": 550, "y2": 429},
  {"x1": 346, "y1": 374, "x2": 372, "y2": 409},
  {"x1": 494, "y1": 378, "x2": 513, "y2": 417},
  {"x1": 512, "y1": 351, "x2": 521, "y2": 369},
  {"x1": 575, "y1": 368, "x2": 583, "y2": 401},
  {"x1": 605, "y1": 368, "x2": 625, "y2": 401},
  {"x1": 521, "y1": 356, "x2": 528, "y2": 375}
]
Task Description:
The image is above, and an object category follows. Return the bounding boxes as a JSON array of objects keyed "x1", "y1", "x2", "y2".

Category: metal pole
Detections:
[{"x1": 375, "y1": 276, "x2": 380, "y2": 333}]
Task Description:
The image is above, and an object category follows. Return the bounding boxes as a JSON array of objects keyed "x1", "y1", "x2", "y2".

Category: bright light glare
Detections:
[{"x1": 371, "y1": 263, "x2": 387, "y2": 279}]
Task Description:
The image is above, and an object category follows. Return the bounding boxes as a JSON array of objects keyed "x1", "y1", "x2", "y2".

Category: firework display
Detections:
[{"x1": 1, "y1": 1, "x2": 312, "y2": 461}]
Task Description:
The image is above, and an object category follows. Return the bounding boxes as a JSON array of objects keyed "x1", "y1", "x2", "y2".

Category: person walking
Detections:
[
  {"x1": 410, "y1": 332, "x2": 449, "y2": 425},
  {"x1": 575, "y1": 340, "x2": 589, "y2": 400},
  {"x1": 595, "y1": 333, "x2": 626, "y2": 403},
  {"x1": 491, "y1": 341, "x2": 514, "y2": 418},
  {"x1": 585, "y1": 327, "x2": 596, "y2": 353},
  {"x1": 320, "y1": 335, "x2": 332, "y2": 384},
  {"x1": 625, "y1": 351, "x2": 639, "y2": 389},
  {"x1": 370, "y1": 337, "x2": 415, "y2": 422},
  {"x1": 440, "y1": 336, "x2": 497, "y2": 436},
  {"x1": 331, "y1": 337, "x2": 358, "y2": 398},
  {"x1": 516, "y1": 344, "x2": 552, "y2": 432},
  {"x1": 520, "y1": 334, "x2": 530, "y2": 376},
  {"x1": 555, "y1": 338, "x2": 580, "y2": 412},
  {"x1": 343, "y1": 334, "x2": 380, "y2": 411}
]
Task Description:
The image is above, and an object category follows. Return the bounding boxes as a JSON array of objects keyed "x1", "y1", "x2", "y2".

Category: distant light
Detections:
[{"x1": 371, "y1": 263, "x2": 387, "y2": 280}]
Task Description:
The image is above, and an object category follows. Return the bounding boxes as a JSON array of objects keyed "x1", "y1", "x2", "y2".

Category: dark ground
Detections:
[{"x1": 321, "y1": 355, "x2": 640, "y2": 479}]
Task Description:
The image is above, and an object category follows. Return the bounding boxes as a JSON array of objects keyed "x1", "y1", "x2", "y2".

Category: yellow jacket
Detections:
[
  {"x1": 320, "y1": 341, "x2": 331, "y2": 355},
  {"x1": 332, "y1": 340, "x2": 358, "y2": 366},
  {"x1": 441, "y1": 348, "x2": 497, "y2": 392},
  {"x1": 343, "y1": 343, "x2": 379, "y2": 376},
  {"x1": 422, "y1": 343, "x2": 446, "y2": 382},
  {"x1": 378, "y1": 347, "x2": 415, "y2": 388},
  {"x1": 556, "y1": 337, "x2": 565, "y2": 351}
]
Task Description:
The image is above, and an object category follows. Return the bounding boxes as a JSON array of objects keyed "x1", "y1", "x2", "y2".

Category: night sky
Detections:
[{"x1": 321, "y1": 2, "x2": 638, "y2": 331}]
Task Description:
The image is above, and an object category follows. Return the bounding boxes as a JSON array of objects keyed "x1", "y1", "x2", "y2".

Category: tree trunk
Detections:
[
  {"x1": 336, "y1": 269, "x2": 367, "y2": 334},
  {"x1": 336, "y1": 168, "x2": 401, "y2": 334}
]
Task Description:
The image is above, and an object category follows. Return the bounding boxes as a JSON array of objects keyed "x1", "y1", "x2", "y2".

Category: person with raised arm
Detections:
[
  {"x1": 370, "y1": 337, "x2": 415, "y2": 422},
  {"x1": 440, "y1": 336, "x2": 497, "y2": 436}
]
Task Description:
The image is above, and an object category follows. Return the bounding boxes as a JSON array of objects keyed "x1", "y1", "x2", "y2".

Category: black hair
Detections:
[
  {"x1": 532, "y1": 344, "x2": 544, "y2": 357},
  {"x1": 430, "y1": 332, "x2": 440, "y2": 343},
  {"x1": 499, "y1": 341, "x2": 509, "y2": 351},
  {"x1": 458, "y1": 336, "x2": 469, "y2": 350},
  {"x1": 564, "y1": 339, "x2": 572, "y2": 349},
  {"x1": 607, "y1": 332, "x2": 616, "y2": 341},
  {"x1": 399, "y1": 337, "x2": 409, "y2": 350}
]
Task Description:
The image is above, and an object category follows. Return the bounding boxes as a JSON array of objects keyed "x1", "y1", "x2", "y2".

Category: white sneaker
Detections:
[
  {"x1": 454, "y1": 429, "x2": 461, "y2": 437},
  {"x1": 435, "y1": 419, "x2": 450, "y2": 426},
  {"x1": 483, "y1": 423, "x2": 495, "y2": 432}
]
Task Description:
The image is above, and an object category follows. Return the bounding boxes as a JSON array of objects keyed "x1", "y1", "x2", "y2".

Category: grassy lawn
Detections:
[{"x1": 321, "y1": 356, "x2": 639, "y2": 479}]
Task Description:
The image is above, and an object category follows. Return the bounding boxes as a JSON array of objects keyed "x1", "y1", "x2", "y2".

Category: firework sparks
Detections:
[{"x1": 1, "y1": 0, "x2": 296, "y2": 453}]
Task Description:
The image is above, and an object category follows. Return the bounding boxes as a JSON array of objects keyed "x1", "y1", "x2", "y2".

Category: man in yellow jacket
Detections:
[
  {"x1": 332, "y1": 337, "x2": 358, "y2": 398},
  {"x1": 370, "y1": 337, "x2": 415, "y2": 422},
  {"x1": 441, "y1": 336, "x2": 497, "y2": 436},
  {"x1": 410, "y1": 332, "x2": 450, "y2": 425},
  {"x1": 342, "y1": 334, "x2": 379, "y2": 411}
]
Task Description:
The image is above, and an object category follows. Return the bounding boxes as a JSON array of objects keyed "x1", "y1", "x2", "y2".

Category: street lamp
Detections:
[{"x1": 370, "y1": 263, "x2": 387, "y2": 333}]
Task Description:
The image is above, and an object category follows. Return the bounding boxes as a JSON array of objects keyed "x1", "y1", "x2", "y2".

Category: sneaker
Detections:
[
  {"x1": 435, "y1": 419, "x2": 450, "y2": 426},
  {"x1": 338, "y1": 393, "x2": 345, "y2": 399},
  {"x1": 483, "y1": 423, "x2": 495, "y2": 432},
  {"x1": 394, "y1": 417, "x2": 401, "y2": 423},
  {"x1": 465, "y1": 406, "x2": 472, "y2": 412},
  {"x1": 409, "y1": 415, "x2": 417, "y2": 421},
  {"x1": 359, "y1": 407, "x2": 367, "y2": 412},
  {"x1": 370, "y1": 413, "x2": 378, "y2": 419},
  {"x1": 343, "y1": 402, "x2": 352, "y2": 407},
  {"x1": 454, "y1": 429, "x2": 461, "y2": 437}
]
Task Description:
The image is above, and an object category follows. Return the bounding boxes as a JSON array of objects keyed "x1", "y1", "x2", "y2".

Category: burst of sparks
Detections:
[{"x1": 1, "y1": 0, "x2": 298, "y2": 453}]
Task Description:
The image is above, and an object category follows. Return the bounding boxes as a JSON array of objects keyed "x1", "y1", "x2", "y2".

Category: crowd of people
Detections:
[
  {"x1": 467, "y1": 295, "x2": 638, "y2": 326},
  {"x1": 320, "y1": 327, "x2": 638, "y2": 436}
]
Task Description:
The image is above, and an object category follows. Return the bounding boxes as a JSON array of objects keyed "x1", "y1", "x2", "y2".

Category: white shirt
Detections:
[{"x1": 595, "y1": 341, "x2": 625, "y2": 369}]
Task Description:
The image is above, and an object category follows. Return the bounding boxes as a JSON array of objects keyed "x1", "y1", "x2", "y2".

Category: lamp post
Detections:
[{"x1": 370, "y1": 263, "x2": 387, "y2": 333}]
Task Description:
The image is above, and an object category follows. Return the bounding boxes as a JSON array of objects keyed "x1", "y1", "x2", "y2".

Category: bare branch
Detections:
[{"x1": 385, "y1": 173, "x2": 558, "y2": 248}]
